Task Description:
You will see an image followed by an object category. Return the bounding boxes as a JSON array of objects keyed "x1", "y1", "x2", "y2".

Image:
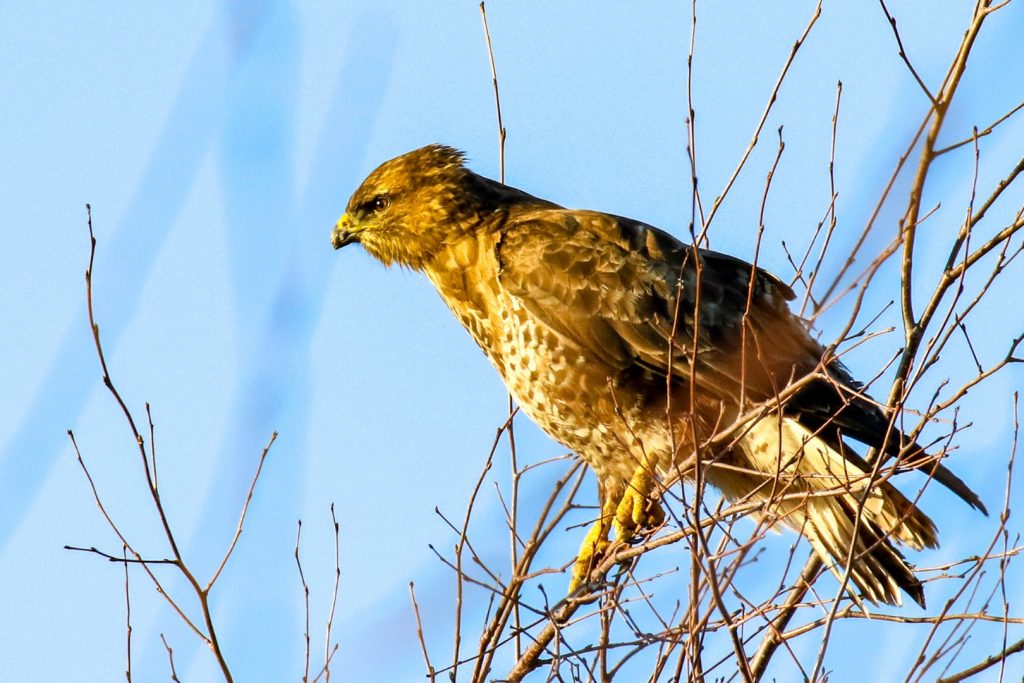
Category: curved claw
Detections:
[
  {"x1": 569, "y1": 466, "x2": 665, "y2": 593},
  {"x1": 569, "y1": 514, "x2": 611, "y2": 593},
  {"x1": 613, "y1": 467, "x2": 665, "y2": 542}
]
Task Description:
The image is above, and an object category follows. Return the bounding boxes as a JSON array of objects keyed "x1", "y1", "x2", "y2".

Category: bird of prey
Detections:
[{"x1": 331, "y1": 144, "x2": 985, "y2": 606}]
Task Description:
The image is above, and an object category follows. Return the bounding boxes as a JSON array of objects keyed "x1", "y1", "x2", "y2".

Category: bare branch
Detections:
[
  {"x1": 124, "y1": 545, "x2": 132, "y2": 683},
  {"x1": 160, "y1": 634, "x2": 181, "y2": 683},
  {"x1": 295, "y1": 521, "x2": 311, "y2": 683},
  {"x1": 409, "y1": 582, "x2": 437, "y2": 682},
  {"x1": 878, "y1": 0, "x2": 938, "y2": 106},
  {"x1": 324, "y1": 504, "x2": 341, "y2": 683},
  {"x1": 479, "y1": 1, "x2": 506, "y2": 183},
  {"x1": 207, "y1": 431, "x2": 278, "y2": 590}
]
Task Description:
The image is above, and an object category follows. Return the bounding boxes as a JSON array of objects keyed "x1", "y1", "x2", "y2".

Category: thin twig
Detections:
[
  {"x1": 160, "y1": 634, "x2": 181, "y2": 683},
  {"x1": 479, "y1": 1, "x2": 506, "y2": 183},
  {"x1": 124, "y1": 545, "x2": 132, "y2": 683},
  {"x1": 295, "y1": 521, "x2": 311, "y2": 683},
  {"x1": 207, "y1": 432, "x2": 277, "y2": 590},
  {"x1": 409, "y1": 582, "x2": 437, "y2": 682},
  {"x1": 935, "y1": 99, "x2": 1024, "y2": 156},
  {"x1": 878, "y1": 0, "x2": 938, "y2": 106},
  {"x1": 324, "y1": 504, "x2": 341, "y2": 683},
  {"x1": 73, "y1": 208, "x2": 285, "y2": 683}
]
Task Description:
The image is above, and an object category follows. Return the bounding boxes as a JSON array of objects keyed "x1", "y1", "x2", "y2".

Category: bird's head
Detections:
[{"x1": 332, "y1": 144, "x2": 486, "y2": 269}]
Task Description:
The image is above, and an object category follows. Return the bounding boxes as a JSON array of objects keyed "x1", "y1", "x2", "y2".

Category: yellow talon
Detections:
[
  {"x1": 613, "y1": 467, "x2": 665, "y2": 542},
  {"x1": 569, "y1": 514, "x2": 611, "y2": 592},
  {"x1": 569, "y1": 467, "x2": 665, "y2": 593},
  {"x1": 569, "y1": 492, "x2": 621, "y2": 592}
]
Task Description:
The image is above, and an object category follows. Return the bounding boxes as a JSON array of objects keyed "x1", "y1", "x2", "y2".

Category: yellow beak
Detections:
[{"x1": 331, "y1": 213, "x2": 359, "y2": 249}]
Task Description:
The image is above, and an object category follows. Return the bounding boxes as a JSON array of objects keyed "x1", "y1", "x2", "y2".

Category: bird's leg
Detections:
[
  {"x1": 569, "y1": 494, "x2": 618, "y2": 592},
  {"x1": 613, "y1": 464, "x2": 665, "y2": 543},
  {"x1": 569, "y1": 467, "x2": 667, "y2": 593}
]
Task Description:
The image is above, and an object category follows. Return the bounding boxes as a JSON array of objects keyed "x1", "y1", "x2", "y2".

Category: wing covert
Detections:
[{"x1": 495, "y1": 208, "x2": 802, "y2": 398}]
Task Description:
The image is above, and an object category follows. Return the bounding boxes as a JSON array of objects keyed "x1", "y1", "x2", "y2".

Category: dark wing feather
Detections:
[
  {"x1": 495, "y1": 206, "x2": 985, "y2": 512},
  {"x1": 496, "y1": 208, "x2": 811, "y2": 399}
]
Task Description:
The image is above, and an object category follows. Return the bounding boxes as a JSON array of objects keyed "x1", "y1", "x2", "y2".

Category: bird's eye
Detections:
[{"x1": 370, "y1": 194, "x2": 390, "y2": 212}]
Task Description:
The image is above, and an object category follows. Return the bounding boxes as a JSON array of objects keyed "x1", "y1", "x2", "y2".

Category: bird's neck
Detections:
[{"x1": 423, "y1": 229, "x2": 506, "y2": 355}]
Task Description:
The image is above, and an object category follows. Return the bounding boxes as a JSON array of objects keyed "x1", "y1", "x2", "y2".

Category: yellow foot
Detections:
[
  {"x1": 568, "y1": 512, "x2": 611, "y2": 593},
  {"x1": 569, "y1": 468, "x2": 665, "y2": 593},
  {"x1": 613, "y1": 466, "x2": 665, "y2": 543}
]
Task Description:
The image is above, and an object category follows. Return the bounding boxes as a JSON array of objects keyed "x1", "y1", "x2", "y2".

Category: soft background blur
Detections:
[{"x1": 1, "y1": 2, "x2": 1022, "y2": 680}]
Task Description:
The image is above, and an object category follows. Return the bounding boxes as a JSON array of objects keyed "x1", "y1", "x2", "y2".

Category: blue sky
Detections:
[{"x1": 1, "y1": 2, "x2": 1022, "y2": 680}]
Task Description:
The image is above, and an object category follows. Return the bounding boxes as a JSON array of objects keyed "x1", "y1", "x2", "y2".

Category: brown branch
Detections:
[
  {"x1": 324, "y1": 504, "x2": 341, "y2": 683},
  {"x1": 64, "y1": 545, "x2": 176, "y2": 565},
  {"x1": 207, "y1": 432, "x2": 277, "y2": 590},
  {"x1": 84, "y1": 204, "x2": 184, "y2": 565},
  {"x1": 479, "y1": 1, "x2": 506, "y2": 183},
  {"x1": 896, "y1": 0, "x2": 991, "y2": 342},
  {"x1": 160, "y1": 634, "x2": 181, "y2": 683},
  {"x1": 938, "y1": 636, "x2": 1024, "y2": 683},
  {"x1": 474, "y1": 461, "x2": 585, "y2": 680},
  {"x1": 450, "y1": 413, "x2": 506, "y2": 680},
  {"x1": 878, "y1": 0, "x2": 938, "y2": 106},
  {"x1": 73, "y1": 208, "x2": 283, "y2": 682},
  {"x1": 310, "y1": 646, "x2": 340, "y2": 683},
  {"x1": 797, "y1": 80, "x2": 843, "y2": 316},
  {"x1": 935, "y1": 99, "x2": 1024, "y2": 156},
  {"x1": 409, "y1": 582, "x2": 437, "y2": 682},
  {"x1": 686, "y1": 0, "x2": 706, "y2": 232},
  {"x1": 476, "y1": 19, "x2": 525, "y2": 660},
  {"x1": 749, "y1": 555, "x2": 822, "y2": 681},
  {"x1": 124, "y1": 545, "x2": 132, "y2": 683},
  {"x1": 295, "y1": 521, "x2": 311, "y2": 683},
  {"x1": 906, "y1": 395, "x2": 1016, "y2": 681},
  {"x1": 816, "y1": 114, "x2": 929, "y2": 309},
  {"x1": 66, "y1": 433, "x2": 204, "y2": 639},
  {"x1": 146, "y1": 403, "x2": 158, "y2": 492},
  {"x1": 780, "y1": 609, "x2": 1024, "y2": 640}
]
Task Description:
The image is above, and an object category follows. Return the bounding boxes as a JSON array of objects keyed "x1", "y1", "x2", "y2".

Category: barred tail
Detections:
[{"x1": 715, "y1": 416, "x2": 938, "y2": 606}]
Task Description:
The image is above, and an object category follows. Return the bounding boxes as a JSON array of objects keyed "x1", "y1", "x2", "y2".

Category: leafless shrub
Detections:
[
  {"x1": 69, "y1": 2, "x2": 1022, "y2": 681},
  {"x1": 412, "y1": 2, "x2": 1023, "y2": 680},
  {"x1": 65, "y1": 206, "x2": 279, "y2": 681}
]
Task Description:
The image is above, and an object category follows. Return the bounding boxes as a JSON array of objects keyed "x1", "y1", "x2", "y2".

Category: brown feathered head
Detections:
[{"x1": 333, "y1": 144, "x2": 485, "y2": 269}]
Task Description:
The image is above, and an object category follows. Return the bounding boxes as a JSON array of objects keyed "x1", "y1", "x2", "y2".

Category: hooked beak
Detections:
[{"x1": 331, "y1": 213, "x2": 360, "y2": 249}]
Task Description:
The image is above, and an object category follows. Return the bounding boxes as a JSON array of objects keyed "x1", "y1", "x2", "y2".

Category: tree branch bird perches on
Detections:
[{"x1": 332, "y1": 144, "x2": 985, "y2": 607}]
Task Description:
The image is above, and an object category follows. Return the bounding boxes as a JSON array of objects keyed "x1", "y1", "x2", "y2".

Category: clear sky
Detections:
[{"x1": 1, "y1": 2, "x2": 1022, "y2": 681}]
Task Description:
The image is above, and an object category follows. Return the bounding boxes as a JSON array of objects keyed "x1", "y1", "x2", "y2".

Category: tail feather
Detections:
[
  {"x1": 916, "y1": 458, "x2": 988, "y2": 515},
  {"x1": 795, "y1": 376, "x2": 987, "y2": 514},
  {"x1": 801, "y1": 497, "x2": 926, "y2": 607},
  {"x1": 713, "y1": 416, "x2": 939, "y2": 606}
]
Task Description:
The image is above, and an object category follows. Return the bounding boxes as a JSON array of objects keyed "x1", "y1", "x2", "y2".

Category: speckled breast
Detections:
[{"x1": 425, "y1": 234, "x2": 669, "y2": 483}]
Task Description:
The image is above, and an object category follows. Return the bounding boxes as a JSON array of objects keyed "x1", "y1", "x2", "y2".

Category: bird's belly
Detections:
[
  {"x1": 490, "y1": 306, "x2": 675, "y2": 483},
  {"x1": 431, "y1": 264, "x2": 678, "y2": 484}
]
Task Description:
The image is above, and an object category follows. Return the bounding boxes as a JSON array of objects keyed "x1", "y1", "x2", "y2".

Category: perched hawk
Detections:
[{"x1": 332, "y1": 144, "x2": 984, "y2": 606}]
